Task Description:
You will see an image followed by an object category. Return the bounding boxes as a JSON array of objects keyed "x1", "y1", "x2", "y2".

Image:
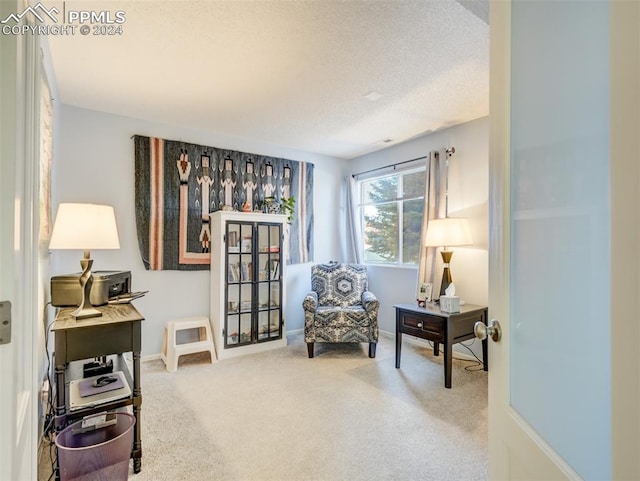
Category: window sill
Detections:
[{"x1": 363, "y1": 263, "x2": 418, "y2": 271}]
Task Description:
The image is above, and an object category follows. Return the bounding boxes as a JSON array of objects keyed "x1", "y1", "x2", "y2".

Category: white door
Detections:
[
  {"x1": 0, "y1": 2, "x2": 40, "y2": 479},
  {"x1": 488, "y1": 1, "x2": 639, "y2": 480}
]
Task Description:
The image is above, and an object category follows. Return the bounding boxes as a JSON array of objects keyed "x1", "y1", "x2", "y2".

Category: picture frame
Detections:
[{"x1": 416, "y1": 282, "x2": 432, "y2": 307}]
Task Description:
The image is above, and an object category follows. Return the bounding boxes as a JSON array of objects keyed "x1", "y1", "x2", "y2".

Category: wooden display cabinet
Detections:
[{"x1": 210, "y1": 211, "x2": 287, "y2": 360}]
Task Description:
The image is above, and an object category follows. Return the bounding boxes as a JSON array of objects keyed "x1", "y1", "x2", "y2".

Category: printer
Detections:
[{"x1": 51, "y1": 270, "x2": 131, "y2": 307}]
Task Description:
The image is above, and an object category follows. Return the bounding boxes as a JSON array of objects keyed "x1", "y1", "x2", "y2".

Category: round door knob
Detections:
[
  {"x1": 417, "y1": 322, "x2": 423, "y2": 328},
  {"x1": 474, "y1": 319, "x2": 502, "y2": 342}
]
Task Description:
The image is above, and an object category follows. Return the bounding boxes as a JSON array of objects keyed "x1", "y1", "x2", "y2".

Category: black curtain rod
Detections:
[{"x1": 351, "y1": 155, "x2": 428, "y2": 178}]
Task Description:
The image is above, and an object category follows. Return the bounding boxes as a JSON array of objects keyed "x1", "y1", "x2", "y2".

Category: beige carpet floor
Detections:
[{"x1": 123, "y1": 332, "x2": 488, "y2": 481}]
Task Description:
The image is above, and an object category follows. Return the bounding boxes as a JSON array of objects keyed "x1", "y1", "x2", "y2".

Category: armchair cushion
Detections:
[
  {"x1": 315, "y1": 305, "x2": 368, "y2": 327},
  {"x1": 312, "y1": 263, "x2": 368, "y2": 307},
  {"x1": 313, "y1": 309, "x2": 371, "y2": 343}
]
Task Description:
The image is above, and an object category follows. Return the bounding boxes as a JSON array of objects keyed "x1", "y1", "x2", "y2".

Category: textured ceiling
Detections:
[{"x1": 45, "y1": 0, "x2": 489, "y2": 159}]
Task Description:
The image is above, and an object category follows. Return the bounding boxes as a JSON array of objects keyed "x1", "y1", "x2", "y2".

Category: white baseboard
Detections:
[
  {"x1": 142, "y1": 328, "x2": 482, "y2": 363},
  {"x1": 144, "y1": 328, "x2": 306, "y2": 361}
]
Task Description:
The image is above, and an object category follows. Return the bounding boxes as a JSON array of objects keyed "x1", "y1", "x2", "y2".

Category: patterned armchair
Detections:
[{"x1": 303, "y1": 263, "x2": 379, "y2": 358}]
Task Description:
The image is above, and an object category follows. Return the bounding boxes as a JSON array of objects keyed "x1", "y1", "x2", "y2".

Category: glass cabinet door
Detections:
[
  {"x1": 256, "y1": 223, "x2": 282, "y2": 341},
  {"x1": 225, "y1": 221, "x2": 254, "y2": 347},
  {"x1": 224, "y1": 220, "x2": 282, "y2": 348}
]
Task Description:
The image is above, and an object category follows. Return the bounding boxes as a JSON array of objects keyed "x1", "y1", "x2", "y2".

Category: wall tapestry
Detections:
[{"x1": 134, "y1": 135, "x2": 314, "y2": 270}]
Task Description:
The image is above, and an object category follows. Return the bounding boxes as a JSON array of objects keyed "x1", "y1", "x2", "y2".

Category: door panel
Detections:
[
  {"x1": 489, "y1": 0, "x2": 612, "y2": 479},
  {"x1": 0, "y1": 3, "x2": 41, "y2": 479}
]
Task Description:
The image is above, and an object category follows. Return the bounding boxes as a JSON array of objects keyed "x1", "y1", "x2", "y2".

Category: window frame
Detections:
[{"x1": 357, "y1": 165, "x2": 426, "y2": 267}]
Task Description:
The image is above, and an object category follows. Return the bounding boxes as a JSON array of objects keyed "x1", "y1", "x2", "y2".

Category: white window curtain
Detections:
[
  {"x1": 39, "y1": 76, "x2": 53, "y2": 254},
  {"x1": 345, "y1": 175, "x2": 363, "y2": 263},
  {"x1": 417, "y1": 151, "x2": 447, "y2": 290}
]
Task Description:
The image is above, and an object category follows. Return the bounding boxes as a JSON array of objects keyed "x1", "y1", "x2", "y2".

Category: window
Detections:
[{"x1": 358, "y1": 167, "x2": 426, "y2": 265}]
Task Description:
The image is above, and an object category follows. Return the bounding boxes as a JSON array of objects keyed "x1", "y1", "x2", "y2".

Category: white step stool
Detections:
[{"x1": 161, "y1": 316, "x2": 216, "y2": 372}]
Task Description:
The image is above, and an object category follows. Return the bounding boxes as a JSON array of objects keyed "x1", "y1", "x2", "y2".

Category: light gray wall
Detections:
[
  {"x1": 53, "y1": 105, "x2": 346, "y2": 356},
  {"x1": 52, "y1": 108, "x2": 487, "y2": 359},
  {"x1": 348, "y1": 117, "x2": 489, "y2": 359}
]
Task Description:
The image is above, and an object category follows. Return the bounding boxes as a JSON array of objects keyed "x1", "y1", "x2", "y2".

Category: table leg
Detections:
[
  {"x1": 54, "y1": 360, "x2": 66, "y2": 429},
  {"x1": 482, "y1": 337, "x2": 489, "y2": 371},
  {"x1": 395, "y1": 312, "x2": 402, "y2": 368},
  {"x1": 479, "y1": 311, "x2": 489, "y2": 372},
  {"x1": 54, "y1": 360, "x2": 66, "y2": 481},
  {"x1": 132, "y1": 351, "x2": 142, "y2": 473},
  {"x1": 433, "y1": 342, "x2": 439, "y2": 356},
  {"x1": 444, "y1": 340, "x2": 452, "y2": 389}
]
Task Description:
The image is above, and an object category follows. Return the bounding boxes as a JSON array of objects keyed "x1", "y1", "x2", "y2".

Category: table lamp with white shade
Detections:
[
  {"x1": 424, "y1": 217, "x2": 473, "y2": 297},
  {"x1": 49, "y1": 203, "x2": 120, "y2": 320}
]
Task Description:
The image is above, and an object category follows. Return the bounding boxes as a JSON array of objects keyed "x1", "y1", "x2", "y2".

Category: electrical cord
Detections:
[
  {"x1": 42, "y1": 303, "x2": 55, "y2": 434},
  {"x1": 37, "y1": 301, "x2": 58, "y2": 481},
  {"x1": 46, "y1": 440, "x2": 57, "y2": 481},
  {"x1": 456, "y1": 339, "x2": 485, "y2": 372},
  {"x1": 425, "y1": 338, "x2": 485, "y2": 372}
]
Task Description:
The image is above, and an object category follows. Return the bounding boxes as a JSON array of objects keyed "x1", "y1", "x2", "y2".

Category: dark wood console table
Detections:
[
  {"x1": 394, "y1": 303, "x2": 488, "y2": 388},
  {"x1": 52, "y1": 303, "x2": 144, "y2": 478}
]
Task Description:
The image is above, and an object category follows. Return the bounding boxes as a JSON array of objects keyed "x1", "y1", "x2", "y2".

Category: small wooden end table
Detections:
[{"x1": 394, "y1": 303, "x2": 488, "y2": 388}]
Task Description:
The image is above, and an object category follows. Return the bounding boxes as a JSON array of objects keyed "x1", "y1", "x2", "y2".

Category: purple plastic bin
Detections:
[{"x1": 55, "y1": 413, "x2": 135, "y2": 481}]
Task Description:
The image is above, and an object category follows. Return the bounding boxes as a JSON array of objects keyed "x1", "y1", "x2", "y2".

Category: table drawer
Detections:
[{"x1": 399, "y1": 311, "x2": 444, "y2": 339}]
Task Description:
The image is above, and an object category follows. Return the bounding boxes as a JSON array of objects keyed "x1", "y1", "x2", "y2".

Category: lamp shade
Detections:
[
  {"x1": 424, "y1": 218, "x2": 472, "y2": 248},
  {"x1": 49, "y1": 203, "x2": 120, "y2": 250}
]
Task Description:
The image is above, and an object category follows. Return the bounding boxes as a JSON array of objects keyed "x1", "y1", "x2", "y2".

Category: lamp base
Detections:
[
  {"x1": 71, "y1": 254, "x2": 103, "y2": 320},
  {"x1": 439, "y1": 250, "x2": 454, "y2": 297}
]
